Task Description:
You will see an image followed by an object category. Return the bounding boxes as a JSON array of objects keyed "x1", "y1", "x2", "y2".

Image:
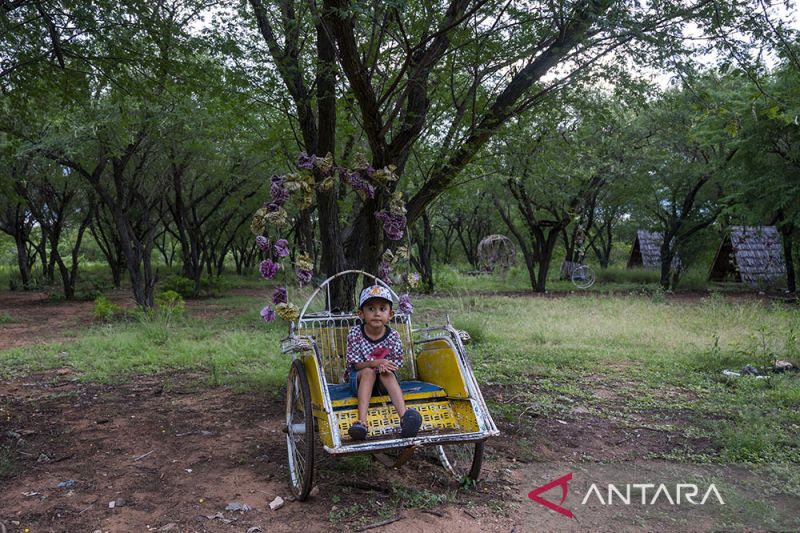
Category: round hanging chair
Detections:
[{"x1": 477, "y1": 234, "x2": 516, "y2": 272}]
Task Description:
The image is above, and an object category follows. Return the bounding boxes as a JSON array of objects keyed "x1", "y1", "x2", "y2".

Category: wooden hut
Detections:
[
  {"x1": 627, "y1": 230, "x2": 681, "y2": 270},
  {"x1": 709, "y1": 226, "x2": 785, "y2": 286}
]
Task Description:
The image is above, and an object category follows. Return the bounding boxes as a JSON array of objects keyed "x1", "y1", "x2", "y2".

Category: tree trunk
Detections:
[
  {"x1": 412, "y1": 212, "x2": 434, "y2": 292},
  {"x1": 778, "y1": 219, "x2": 796, "y2": 294},
  {"x1": 13, "y1": 231, "x2": 32, "y2": 289},
  {"x1": 659, "y1": 239, "x2": 674, "y2": 291}
]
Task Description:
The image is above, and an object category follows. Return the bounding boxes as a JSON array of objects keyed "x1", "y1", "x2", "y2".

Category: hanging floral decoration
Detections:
[{"x1": 253, "y1": 153, "x2": 419, "y2": 323}]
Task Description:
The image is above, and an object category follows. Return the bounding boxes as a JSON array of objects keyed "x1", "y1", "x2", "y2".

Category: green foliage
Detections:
[
  {"x1": 596, "y1": 266, "x2": 659, "y2": 285},
  {"x1": 161, "y1": 276, "x2": 196, "y2": 298},
  {"x1": 391, "y1": 486, "x2": 453, "y2": 509},
  {"x1": 200, "y1": 275, "x2": 230, "y2": 297},
  {"x1": 153, "y1": 290, "x2": 186, "y2": 329},
  {"x1": 93, "y1": 295, "x2": 122, "y2": 322}
]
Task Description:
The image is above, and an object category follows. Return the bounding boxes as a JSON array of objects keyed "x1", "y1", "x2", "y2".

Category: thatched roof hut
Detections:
[
  {"x1": 627, "y1": 230, "x2": 681, "y2": 270},
  {"x1": 709, "y1": 226, "x2": 785, "y2": 286}
]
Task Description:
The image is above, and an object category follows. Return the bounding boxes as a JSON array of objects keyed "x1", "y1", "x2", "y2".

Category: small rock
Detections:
[
  {"x1": 741, "y1": 364, "x2": 759, "y2": 376},
  {"x1": 775, "y1": 360, "x2": 794, "y2": 372},
  {"x1": 57, "y1": 480, "x2": 77, "y2": 489},
  {"x1": 570, "y1": 406, "x2": 590, "y2": 416},
  {"x1": 158, "y1": 524, "x2": 178, "y2": 531},
  {"x1": 269, "y1": 496, "x2": 284, "y2": 511},
  {"x1": 309, "y1": 486, "x2": 320, "y2": 498},
  {"x1": 108, "y1": 500, "x2": 116, "y2": 509},
  {"x1": 247, "y1": 528, "x2": 263, "y2": 533},
  {"x1": 93, "y1": 530, "x2": 102, "y2": 533},
  {"x1": 37, "y1": 453, "x2": 51, "y2": 463},
  {"x1": 115, "y1": 497, "x2": 127, "y2": 507},
  {"x1": 225, "y1": 502, "x2": 252, "y2": 512}
]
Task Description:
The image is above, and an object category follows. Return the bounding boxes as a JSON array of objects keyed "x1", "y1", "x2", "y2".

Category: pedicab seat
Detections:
[{"x1": 327, "y1": 380, "x2": 446, "y2": 410}]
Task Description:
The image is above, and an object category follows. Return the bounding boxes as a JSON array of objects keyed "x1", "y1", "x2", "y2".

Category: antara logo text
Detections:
[{"x1": 528, "y1": 473, "x2": 725, "y2": 519}]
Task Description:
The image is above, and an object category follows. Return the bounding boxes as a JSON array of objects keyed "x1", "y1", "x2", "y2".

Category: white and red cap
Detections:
[{"x1": 358, "y1": 285, "x2": 394, "y2": 309}]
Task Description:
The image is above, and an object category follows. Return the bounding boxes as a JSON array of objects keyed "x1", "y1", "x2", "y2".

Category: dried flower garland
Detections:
[{"x1": 254, "y1": 153, "x2": 418, "y2": 323}]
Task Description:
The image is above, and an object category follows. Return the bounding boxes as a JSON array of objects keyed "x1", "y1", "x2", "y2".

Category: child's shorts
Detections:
[{"x1": 348, "y1": 368, "x2": 394, "y2": 397}]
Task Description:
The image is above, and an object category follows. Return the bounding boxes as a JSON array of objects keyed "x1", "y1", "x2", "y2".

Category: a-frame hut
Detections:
[
  {"x1": 709, "y1": 226, "x2": 785, "y2": 286},
  {"x1": 627, "y1": 230, "x2": 681, "y2": 270}
]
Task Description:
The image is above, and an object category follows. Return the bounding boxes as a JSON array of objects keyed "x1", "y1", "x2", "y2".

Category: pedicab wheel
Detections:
[
  {"x1": 437, "y1": 441, "x2": 484, "y2": 483},
  {"x1": 286, "y1": 359, "x2": 315, "y2": 500}
]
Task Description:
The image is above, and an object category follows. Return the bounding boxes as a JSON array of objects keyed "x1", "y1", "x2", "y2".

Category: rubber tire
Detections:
[
  {"x1": 286, "y1": 359, "x2": 315, "y2": 500},
  {"x1": 438, "y1": 440, "x2": 485, "y2": 483}
]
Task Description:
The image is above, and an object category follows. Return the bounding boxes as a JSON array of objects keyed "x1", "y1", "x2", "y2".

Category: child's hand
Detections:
[{"x1": 376, "y1": 360, "x2": 397, "y2": 374}]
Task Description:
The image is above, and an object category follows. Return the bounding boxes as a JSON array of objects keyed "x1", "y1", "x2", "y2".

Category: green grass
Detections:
[
  {"x1": 0, "y1": 292, "x2": 289, "y2": 389},
  {"x1": 1, "y1": 286, "x2": 798, "y2": 469},
  {"x1": 0, "y1": 313, "x2": 13, "y2": 324},
  {"x1": 417, "y1": 292, "x2": 800, "y2": 466}
]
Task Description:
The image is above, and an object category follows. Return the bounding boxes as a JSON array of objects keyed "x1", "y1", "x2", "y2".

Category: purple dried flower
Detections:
[
  {"x1": 266, "y1": 202, "x2": 280, "y2": 212},
  {"x1": 271, "y1": 174, "x2": 285, "y2": 185},
  {"x1": 272, "y1": 287, "x2": 288, "y2": 305},
  {"x1": 399, "y1": 293, "x2": 413, "y2": 314},
  {"x1": 378, "y1": 260, "x2": 392, "y2": 284},
  {"x1": 274, "y1": 239, "x2": 290, "y2": 258},
  {"x1": 260, "y1": 305, "x2": 276, "y2": 322},
  {"x1": 259, "y1": 259, "x2": 280, "y2": 280},
  {"x1": 255, "y1": 236, "x2": 270, "y2": 252},
  {"x1": 346, "y1": 170, "x2": 375, "y2": 200},
  {"x1": 297, "y1": 152, "x2": 316, "y2": 170},
  {"x1": 296, "y1": 268, "x2": 313, "y2": 284},
  {"x1": 271, "y1": 182, "x2": 289, "y2": 206},
  {"x1": 375, "y1": 210, "x2": 406, "y2": 241}
]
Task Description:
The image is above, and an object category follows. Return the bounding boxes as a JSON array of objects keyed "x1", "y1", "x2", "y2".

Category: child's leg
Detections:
[
  {"x1": 356, "y1": 369, "x2": 377, "y2": 424},
  {"x1": 378, "y1": 372, "x2": 407, "y2": 418}
]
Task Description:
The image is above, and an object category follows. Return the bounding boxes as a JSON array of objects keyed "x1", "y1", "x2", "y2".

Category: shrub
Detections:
[
  {"x1": 93, "y1": 295, "x2": 123, "y2": 321},
  {"x1": 155, "y1": 290, "x2": 186, "y2": 317},
  {"x1": 596, "y1": 266, "x2": 659, "y2": 285},
  {"x1": 200, "y1": 275, "x2": 229, "y2": 297},
  {"x1": 161, "y1": 275, "x2": 196, "y2": 298}
]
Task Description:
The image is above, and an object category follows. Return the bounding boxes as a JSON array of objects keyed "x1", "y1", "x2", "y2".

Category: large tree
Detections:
[{"x1": 237, "y1": 0, "x2": 775, "y2": 304}]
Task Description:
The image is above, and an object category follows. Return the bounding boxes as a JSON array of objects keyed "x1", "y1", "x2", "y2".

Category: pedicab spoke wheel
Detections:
[
  {"x1": 437, "y1": 441, "x2": 484, "y2": 483},
  {"x1": 571, "y1": 264, "x2": 595, "y2": 289},
  {"x1": 286, "y1": 359, "x2": 315, "y2": 500}
]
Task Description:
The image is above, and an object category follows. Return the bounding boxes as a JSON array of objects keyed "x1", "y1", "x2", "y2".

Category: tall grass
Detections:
[{"x1": 1, "y1": 285, "x2": 798, "y2": 465}]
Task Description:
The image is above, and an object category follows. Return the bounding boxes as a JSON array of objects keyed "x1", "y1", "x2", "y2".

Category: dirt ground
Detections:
[
  {"x1": 0, "y1": 289, "x2": 791, "y2": 532},
  {"x1": 2, "y1": 367, "x2": 710, "y2": 533}
]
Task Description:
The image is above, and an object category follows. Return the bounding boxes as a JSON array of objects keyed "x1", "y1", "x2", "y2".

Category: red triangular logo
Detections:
[{"x1": 528, "y1": 472, "x2": 574, "y2": 519}]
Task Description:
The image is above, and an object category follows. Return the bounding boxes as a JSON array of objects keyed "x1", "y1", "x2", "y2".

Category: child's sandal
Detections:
[
  {"x1": 400, "y1": 408, "x2": 422, "y2": 438},
  {"x1": 348, "y1": 421, "x2": 368, "y2": 441}
]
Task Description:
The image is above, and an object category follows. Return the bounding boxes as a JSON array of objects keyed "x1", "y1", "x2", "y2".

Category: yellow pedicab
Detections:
[{"x1": 282, "y1": 270, "x2": 499, "y2": 500}]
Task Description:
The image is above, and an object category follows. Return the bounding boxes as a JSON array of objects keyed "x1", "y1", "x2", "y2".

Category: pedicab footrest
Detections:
[{"x1": 336, "y1": 400, "x2": 458, "y2": 439}]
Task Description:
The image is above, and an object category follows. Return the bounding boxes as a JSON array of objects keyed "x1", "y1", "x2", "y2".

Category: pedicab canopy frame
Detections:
[{"x1": 280, "y1": 270, "x2": 499, "y2": 500}]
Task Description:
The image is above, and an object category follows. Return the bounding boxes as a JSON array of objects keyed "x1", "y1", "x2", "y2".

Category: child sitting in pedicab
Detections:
[{"x1": 344, "y1": 285, "x2": 423, "y2": 441}]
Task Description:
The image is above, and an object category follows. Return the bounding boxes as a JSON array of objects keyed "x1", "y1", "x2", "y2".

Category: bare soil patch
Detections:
[
  {"x1": 0, "y1": 368, "x2": 720, "y2": 532},
  {"x1": 1, "y1": 370, "x2": 521, "y2": 532}
]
